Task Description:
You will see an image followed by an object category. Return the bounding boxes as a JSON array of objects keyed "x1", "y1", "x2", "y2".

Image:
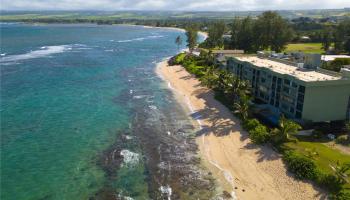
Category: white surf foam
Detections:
[
  {"x1": 159, "y1": 185, "x2": 172, "y2": 200},
  {"x1": 117, "y1": 35, "x2": 164, "y2": 43},
  {"x1": 148, "y1": 105, "x2": 157, "y2": 110},
  {"x1": 0, "y1": 45, "x2": 71, "y2": 63},
  {"x1": 117, "y1": 37, "x2": 146, "y2": 43},
  {"x1": 159, "y1": 67, "x2": 238, "y2": 199},
  {"x1": 120, "y1": 149, "x2": 140, "y2": 167},
  {"x1": 117, "y1": 193, "x2": 134, "y2": 200}
]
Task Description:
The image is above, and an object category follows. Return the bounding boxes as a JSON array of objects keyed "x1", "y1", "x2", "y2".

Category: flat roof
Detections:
[{"x1": 235, "y1": 56, "x2": 341, "y2": 82}]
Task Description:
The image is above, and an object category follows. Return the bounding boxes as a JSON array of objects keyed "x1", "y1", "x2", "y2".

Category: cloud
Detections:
[{"x1": 1, "y1": 0, "x2": 349, "y2": 11}]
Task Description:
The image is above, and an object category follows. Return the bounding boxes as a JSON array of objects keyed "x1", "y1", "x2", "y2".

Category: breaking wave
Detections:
[
  {"x1": 0, "y1": 44, "x2": 86, "y2": 64},
  {"x1": 117, "y1": 35, "x2": 164, "y2": 43},
  {"x1": 0, "y1": 45, "x2": 68, "y2": 63}
]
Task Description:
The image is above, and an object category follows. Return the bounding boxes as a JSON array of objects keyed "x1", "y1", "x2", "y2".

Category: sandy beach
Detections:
[{"x1": 156, "y1": 60, "x2": 325, "y2": 200}]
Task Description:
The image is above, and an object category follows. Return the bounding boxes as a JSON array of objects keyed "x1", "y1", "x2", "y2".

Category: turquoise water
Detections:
[{"x1": 1, "y1": 23, "x2": 208, "y2": 200}]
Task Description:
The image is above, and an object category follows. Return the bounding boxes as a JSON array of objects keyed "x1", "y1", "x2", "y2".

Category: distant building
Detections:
[
  {"x1": 212, "y1": 49, "x2": 245, "y2": 67},
  {"x1": 226, "y1": 56, "x2": 350, "y2": 122},
  {"x1": 321, "y1": 55, "x2": 350, "y2": 62},
  {"x1": 300, "y1": 36, "x2": 311, "y2": 42}
]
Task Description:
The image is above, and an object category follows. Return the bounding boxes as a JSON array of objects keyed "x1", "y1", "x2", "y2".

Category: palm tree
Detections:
[
  {"x1": 175, "y1": 36, "x2": 182, "y2": 51},
  {"x1": 200, "y1": 66, "x2": 219, "y2": 89},
  {"x1": 330, "y1": 162, "x2": 350, "y2": 184},
  {"x1": 272, "y1": 115, "x2": 301, "y2": 142},
  {"x1": 216, "y1": 70, "x2": 235, "y2": 93},
  {"x1": 225, "y1": 75, "x2": 250, "y2": 103},
  {"x1": 234, "y1": 93, "x2": 250, "y2": 121}
]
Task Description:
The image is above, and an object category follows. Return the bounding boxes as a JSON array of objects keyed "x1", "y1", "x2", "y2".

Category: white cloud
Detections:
[{"x1": 1, "y1": 0, "x2": 349, "y2": 11}]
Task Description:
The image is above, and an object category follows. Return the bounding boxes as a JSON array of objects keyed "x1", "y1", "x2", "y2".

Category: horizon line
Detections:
[{"x1": 1, "y1": 7, "x2": 349, "y2": 13}]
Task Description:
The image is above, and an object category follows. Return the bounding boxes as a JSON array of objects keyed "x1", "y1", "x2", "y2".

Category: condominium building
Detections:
[{"x1": 226, "y1": 56, "x2": 350, "y2": 122}]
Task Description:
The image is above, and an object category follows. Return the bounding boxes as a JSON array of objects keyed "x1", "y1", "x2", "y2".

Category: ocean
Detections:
[{"x1": 0, "y1": 23, "x2": 215, "y2": 200}]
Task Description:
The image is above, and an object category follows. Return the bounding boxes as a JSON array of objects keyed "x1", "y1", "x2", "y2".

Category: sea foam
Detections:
[
  {"x1": 117, "y1": 35, "x2": 164, "y2": 43},
  {"x1": 159, "y1": 185, "x2": 172, "y2": 200},
  {"x1": 120, "y1": 149, "x2": 140, "y2": 167},
  {"x1": 0, "y1": 45, "x2": 71, "y2": 64}
]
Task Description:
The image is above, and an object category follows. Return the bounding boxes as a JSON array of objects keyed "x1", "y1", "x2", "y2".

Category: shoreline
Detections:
[{"x1": 156, "y1": 59, "x2": 324, "y2": 200}]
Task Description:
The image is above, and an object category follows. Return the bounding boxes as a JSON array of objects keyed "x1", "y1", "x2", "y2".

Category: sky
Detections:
[{"x1": 1, "y1": 0, "x2": 350, "y2": 11}]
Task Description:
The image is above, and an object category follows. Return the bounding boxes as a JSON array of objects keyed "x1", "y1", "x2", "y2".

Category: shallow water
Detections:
[{"x1": 1, "y1": 23, "x2": 216, "y2": 200}]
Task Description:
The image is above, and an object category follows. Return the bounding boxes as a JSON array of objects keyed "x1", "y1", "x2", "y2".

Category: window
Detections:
[
  {"x1": 283, "y1": 86, "x2": 290, "y2": 94},
  {"x1": 272, "y1": 83, "x2": 276, "y2": 89},
  {"x1": 296, "y1": 102, "x2": 303, "y2": 111},
  {"x1": 260, "y1": 92, "x2": 265, "y2": 98},
  {"x1": 281, "y1": 95, "x2": 294, "y2": 104},
  {"x1": 281, "y1": 103, "x2": 288, "y2": 110},
  {"x1": 259, "y1": 85, "x2": 268, "y2": 93},
  {"x1": 295, "y1": 111, "x2": 302, "y2": 119},
  {"x1": 289, "y1": 107, "x2": 294, "y2": 113},
  {"x1": 297, "y1": 94, "x2": 304, "y2": 102},
  {"x1": 292, "y1": 82, "x2": 298, "y2": 88},
  {"x1": 298, "y1": 85, "x2": 305, "y2": 93},
  {"x1": 284, "y1": 79, "x2": 291, "y2": 85},
  {"x1": 275, "y1": 101, "x2": 280, "y2": 107}
]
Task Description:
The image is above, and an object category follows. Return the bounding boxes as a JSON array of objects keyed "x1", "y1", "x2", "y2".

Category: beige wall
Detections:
[{"x1": 303, "y1": 84, "x2": 350, "y2": 122}]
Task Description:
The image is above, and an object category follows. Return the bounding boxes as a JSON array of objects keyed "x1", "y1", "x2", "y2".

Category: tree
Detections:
[
  {"x1": 229, "y1": 17, "x2": 256, "y2": 52},
  {"x1": 330, "y1": 162, "x2": 350, "y2": 184},
  {"x1": 334, "y1": 19, "x2": 350, "y2": 54},
  {"x1": 321, "y1": 26, "x2": 333, "y2": 52},
  {"x1": 323, "y1": 58, "x2": 350, "y2": 72},
  {"x1": 206, "y1": 21, "x2": 226, "y2": 48},
  {"x1": 345, "y1": 39, "x2": 350, "y2": 55},
  {"x1": 272, "y1": 115, "x2": 302, "y2": 142},
  {"x1": 230, "y1": 17, "x2": 241, "y2": 49},
  {"x1": 200, "y1": 66, "x2": 219, "y2": 89},
  {"x1": 185, "y1": 25, "x2": 198, "y2": 53},
  {"x1": 254, "y1": 11, "x2": 292, "y2": 52},
  {"x1": 234, "y1": 93, "x2": 250, "y2": 121},
  {"x1": 237, "y1": 16, "x2": 255, "y2": 52},
  {"x1": 175, "y1": 36, "x2": 183, "y2": 51},
  {"x1": 249, "y1": 124, "x2": 270, "y2": 144}
]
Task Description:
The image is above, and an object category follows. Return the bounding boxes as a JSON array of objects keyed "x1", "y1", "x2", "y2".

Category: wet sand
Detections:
[{"x1": 156, "y1": 60, "x2": 325, "y2": 200}]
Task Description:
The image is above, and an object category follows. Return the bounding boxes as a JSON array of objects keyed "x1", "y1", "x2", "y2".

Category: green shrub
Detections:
[
  {"x1": 336, "y1": 135, "x2": 349, "y2": 146},
  {"x1": 283, "y1": 152, "x2": 317, "y2": 180},
  {"x1": 243, "y1": 118, "x2": 260, "y2": 131},
  {"x1": 174, "y1": 53, "x2": 186, "y2": 65},
  {"x1": 335, "y1": 189, "x2": 350, "y2": 200},
  {"x1": 249, "y1": 124, "x2": 270, "y2": 144},
  {"x1": 317, "y1": 172, "x2": 342, "y2": 193},
  {"x1": 325, "y1": 58, "x2": 350, "y2": 72}
]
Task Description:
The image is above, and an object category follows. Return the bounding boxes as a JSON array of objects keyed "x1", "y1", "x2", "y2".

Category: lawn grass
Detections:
[
  {"x1": 285, "y1": 43, "x2": 325, "y2": 54},
  {"x1": 285, "y1": 140, "x2": 350, "y2": 174},
  {"x1": 284, "y1": 138, "x2": 350, "y2": 190}
]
